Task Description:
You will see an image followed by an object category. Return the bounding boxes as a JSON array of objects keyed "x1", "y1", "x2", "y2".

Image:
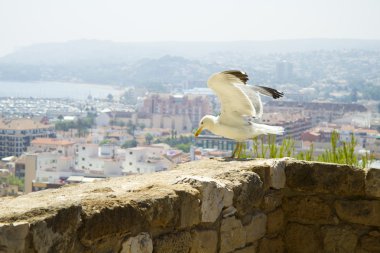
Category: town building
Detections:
[
  {"x1": 0, "y1": 118, "x2": 55, "y2": 158},
  {"x1": 140, "y1": 93, "x2": 212, "y2": 130},
  {"x1": 194, "y1": 134, "x2": 237, "y2": 151},
  {"x1": 276, "y1": 60, "x2": 293, "y2": 83},
  {"x1": 261, "y1": 112, "x2": 313, "y2": 141},
  {"x1": 122, "y1": 145, "x2": 174, "y2": 174}
]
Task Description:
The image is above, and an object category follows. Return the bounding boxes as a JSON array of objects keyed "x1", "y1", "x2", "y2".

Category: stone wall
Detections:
[{"x1": 0, "y1": 158, "x2": 379, "y2": 253}]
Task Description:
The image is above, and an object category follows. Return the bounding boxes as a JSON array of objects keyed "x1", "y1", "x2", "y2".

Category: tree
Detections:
[
  {"x1": 127, "y1": 121, "x2": 136, "y2": 136},
  {"x1": 107, "y1": 93, "x2": 114, "y2": 101},
  {"x1": 121, "y1": 139, "x2": 137, "y2": 148},
  {"x1": 57, "y1": 114, "x2": 64, "y2": 121},
  {"x1": 145, "y1": 133, "x2": 154, "y2": 145}
]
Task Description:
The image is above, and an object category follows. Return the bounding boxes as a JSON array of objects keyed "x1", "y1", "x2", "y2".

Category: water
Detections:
[{"x1": 0, "y1": 81, "x2": 122, "y2": 99}]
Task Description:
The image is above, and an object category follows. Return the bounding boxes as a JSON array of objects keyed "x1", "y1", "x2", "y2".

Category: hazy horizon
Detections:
[{"x1": 1, "y1": 0, "x2": 380, "y2": 56}]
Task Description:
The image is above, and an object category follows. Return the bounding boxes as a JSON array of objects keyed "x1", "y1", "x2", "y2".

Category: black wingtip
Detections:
[
  {"x1": 222, "y1": 70, "x2": 249, "y2": 84},
  {"x1": 258, "y1": 86, "x2": 284, "y2": 99}
]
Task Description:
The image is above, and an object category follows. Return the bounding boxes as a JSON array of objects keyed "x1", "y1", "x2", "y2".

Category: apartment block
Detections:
[{"x1": 0, "y1": 118, "x2": 55, "y2": 158}]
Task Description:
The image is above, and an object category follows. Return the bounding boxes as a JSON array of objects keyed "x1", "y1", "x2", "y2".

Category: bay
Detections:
[{"x1": 0, "y1": 81, "x2": 122, "y2": 99}]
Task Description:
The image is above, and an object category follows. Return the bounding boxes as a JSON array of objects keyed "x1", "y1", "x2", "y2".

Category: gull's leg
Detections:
[{"x1": 230, "y1": 142, "x2": 239, "y2": 158}]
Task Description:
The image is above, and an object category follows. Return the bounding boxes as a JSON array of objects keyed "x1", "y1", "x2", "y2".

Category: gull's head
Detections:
[{"x1": 194, "y1": 115, "x2": 217, "y2": 137}]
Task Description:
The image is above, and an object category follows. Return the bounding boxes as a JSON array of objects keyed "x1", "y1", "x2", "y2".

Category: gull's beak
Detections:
[{"x1": 194, "y1": 126, "x2": 204, "y2": 137}]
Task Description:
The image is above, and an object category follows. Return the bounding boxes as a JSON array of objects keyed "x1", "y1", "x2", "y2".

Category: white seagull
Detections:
[{"x1": 194, "y1": 70, "x2": 284, "y2": 158}]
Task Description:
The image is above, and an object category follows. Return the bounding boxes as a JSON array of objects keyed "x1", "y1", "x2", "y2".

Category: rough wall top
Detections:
[
  {"x1": 0, "y1": 158, "x2": 378, "y2": 253},
  {"x1": 0, "y1": 158, "x2": 376, "y2": 225}
]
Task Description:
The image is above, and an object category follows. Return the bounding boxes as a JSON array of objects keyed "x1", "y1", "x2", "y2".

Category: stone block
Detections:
[
  {"x1": 0, "y1": 222, "x2": 29, "y2": 253},
  {"x1": 285, "y1": 161, "x2": 365, "y2": 196},
  {"x1": 260, "y1": 190, "x2": 282, "y2": 213},
  {"x1": 259, "y1": 237, "x2": 284, "y2": 253},
  {"x1": 175, "y1": 189, "x2": 201, "y2": 228},
  {"x1": 335, "y1": 200, "x2": 380, "y2": 226},
  {"x1": 365, "y1": 168, "x2": 380, "y2": 198},
  {"x1": 283, "y1": 196, "x2": 336, "y2": 224},
  {"x1": 270, "y1": 160, "x2": 286, "y2": 189},
  {"x1": 190, "y1": 230, "x2": 217, "y2": 253},
  {"x1": 322, "y1": 226, "x2": 358, "y2": 253},
  {"x1": 153, "y1": 231, "x2": 192, "y2": 253},
  {"x1": 244, "y1": 213, "x2": 267, "y2": 243},
  {"x1": 121, "y1": 233, "x2": 153, "y2": 253},
  {"x1": 233, "y1": 244, "x2": 257, "y2": 253},
  {"x1": 285, "y1": 223, "x2": 322, "y2": 253},
  {"x1": 176, "y1": 176, "x2": 233, "y2": 223},
  {"x1": 31, "y1": 206, "x2": 84, "y2": 253},
  {"x1": 359, "y1": 233, "x2": 380, "y2": 252},
  {"x1": 250, "y1": 164, "x2": 271, "y2": 190},
  {"x1": 218, "y1": 170, "x2": 264, "y2": 216},
  {"x1": 266, "y1": 209, "x2": 284, "y2": 235},
  {"x1": 220, "y1": 216, "x2": 246, "y2": 253}
]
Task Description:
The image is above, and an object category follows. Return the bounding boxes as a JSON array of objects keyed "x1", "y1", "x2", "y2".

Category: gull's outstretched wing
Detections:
[
  {"x1": 236, "y1": 84, "x2": 263, "y2": 119},
  {"x1": 208, "y1": 70, "x2": 284, "y2": 125},
  {"x1": 208, "y1": 70, "x2": 257, "y2": 126},
  {"x1": 251, "y1": 86, "x2": 284, "y2": 99}
]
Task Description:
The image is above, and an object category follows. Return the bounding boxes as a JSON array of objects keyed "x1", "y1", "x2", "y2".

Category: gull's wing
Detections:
[
  {"x1": 208, "y1": 70, "x2": 256, "y2": 126},
  {"x1": 236, "y1": 84, "x2": 263, "y2": 119},
  {"x1": 251, "y1": 86, "x2": 284, "y2": 99}
]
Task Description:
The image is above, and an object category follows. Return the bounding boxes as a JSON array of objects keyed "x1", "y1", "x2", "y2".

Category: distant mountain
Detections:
[
  {"x1": 1, "y1": 39, "x2": 380, "y2": 65},
  {"x1": 0, "y1": 39, "x2": 380, "y2": 86}
]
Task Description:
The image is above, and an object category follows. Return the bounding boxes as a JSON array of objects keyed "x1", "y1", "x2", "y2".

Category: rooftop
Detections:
[
  {"x1": 0, "y1": 118, "x2": 53, "y2": 131},
  {"x1": 31, "y1": 138, "x2": 75, "y2": 146}
]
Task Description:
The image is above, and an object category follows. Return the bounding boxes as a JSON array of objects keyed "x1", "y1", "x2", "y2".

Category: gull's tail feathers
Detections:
[{"x1": 251, "y1": 123, "x2": 284, "y2": 136}]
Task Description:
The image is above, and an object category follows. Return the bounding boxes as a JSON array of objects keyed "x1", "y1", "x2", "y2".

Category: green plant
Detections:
[{"x1": 250, "y1": 131, "x2": 373, "y2": 169}]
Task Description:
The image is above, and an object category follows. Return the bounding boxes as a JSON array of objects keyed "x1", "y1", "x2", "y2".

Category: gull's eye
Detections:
[{"x1": 201, "y1": 121, "x2": 204, "y2": 125}]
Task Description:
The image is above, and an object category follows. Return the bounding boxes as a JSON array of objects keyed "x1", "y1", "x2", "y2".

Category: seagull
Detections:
[{"x1": 194, "y1": 70, "x2": 284, "y2": 158}]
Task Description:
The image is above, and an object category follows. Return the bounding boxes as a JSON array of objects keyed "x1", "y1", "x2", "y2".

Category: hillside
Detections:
[{"x1": 0, "y1": 39, "x2": 380, "y2": 87}]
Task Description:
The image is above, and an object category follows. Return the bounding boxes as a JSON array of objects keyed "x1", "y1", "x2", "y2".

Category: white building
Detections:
[
  {"x1": 123, "y1": 146, "x2": 173, "y2": 174},
  {"x1": 34, "y1": 152, "x2": 75, "y2": 184},
  {"x1": 95, "y1": 112, "x2": 111, "y2": 127},
  {"x1": 75, "y1": 143, "x2": 123, "y2": 176}
]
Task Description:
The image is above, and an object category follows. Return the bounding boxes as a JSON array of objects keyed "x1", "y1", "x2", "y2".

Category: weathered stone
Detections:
[
  {"x1": 270, "y1": 160, "x2": 286, "y2": 189},
  {"x1": 369, "y1": 230, "x2": 380, "y2": 237},
  {"x1": 260, "y1": 190, "x2": 282, "y2": 213},
  {"x1": 233, "y1": 244, "x2": 257, "y2": 253},
  {"x1": 249, "y1": 164, "x2": 271, "y2": 190},
  {"x1": 220, "y1": 216, "x2": 246, "y2": 253},
  {"x1": 285, "y1": 161, "x2": 365, "y2": 196},
  {"x1": 360, "y1": 233, "x2": 380, "y2": 252},
  {"x1": 244, "y1": 213, "x2": 267, "y2": 243},
  {"x1": 32, "y1": 206, "x2": 84, "y2": 253},
  {"x1": 190, "y1": 230, "x2": 217, "y2": 253},
  {"x1": 79, "y1": 203, "x2": 148, "y2": 247},
  {"x1": 266, "y1": 209, "x2": 284, "y2": 235},
  {"x1": 335, "y1": 200, "x2": 380, "y2": 226},
  {"x1": 175, "y1": 189, "x2": 201, "y2": 228},
  {"x1": 365, "y1": 168, "x2": 380, "y2": 198},
  {"x1": 0, "y1": 222, "x2": 29, "y2": 253},
  {"x1": 322, "y1": 226, "x2": 358, "y2": 253},
  {"x1": 285, "y1": 223, "x2": 322, "y2": 253},
  {"x1": 283, "y1": 196, "x2": 336, "y2": 224},
  {"x1": 176, "y1": 176, "x2": 233, "y2": 223},
  {"x1": 259, "y1": 237, "x2": 284, "y2": 253},
  {"x1": 121, "y1": 233, "x2": 153, "y2": 253},
  {"x1": 223, "y1": 206, "x2": 237, "y2": 218},
  {"x1": 218, "y1": 170, "x2": 264, "y2": 216},
  {"x1": 1, "y1": 159, "x2": 380, "y2": 253},
  {"x1": 153, "y1": 231, "x2": 192, "y2": 253}
]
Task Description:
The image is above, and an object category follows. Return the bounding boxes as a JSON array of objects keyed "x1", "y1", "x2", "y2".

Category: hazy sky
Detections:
[{"x1": 1, "y1": 0, "x2": 380, "y2": 56}]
